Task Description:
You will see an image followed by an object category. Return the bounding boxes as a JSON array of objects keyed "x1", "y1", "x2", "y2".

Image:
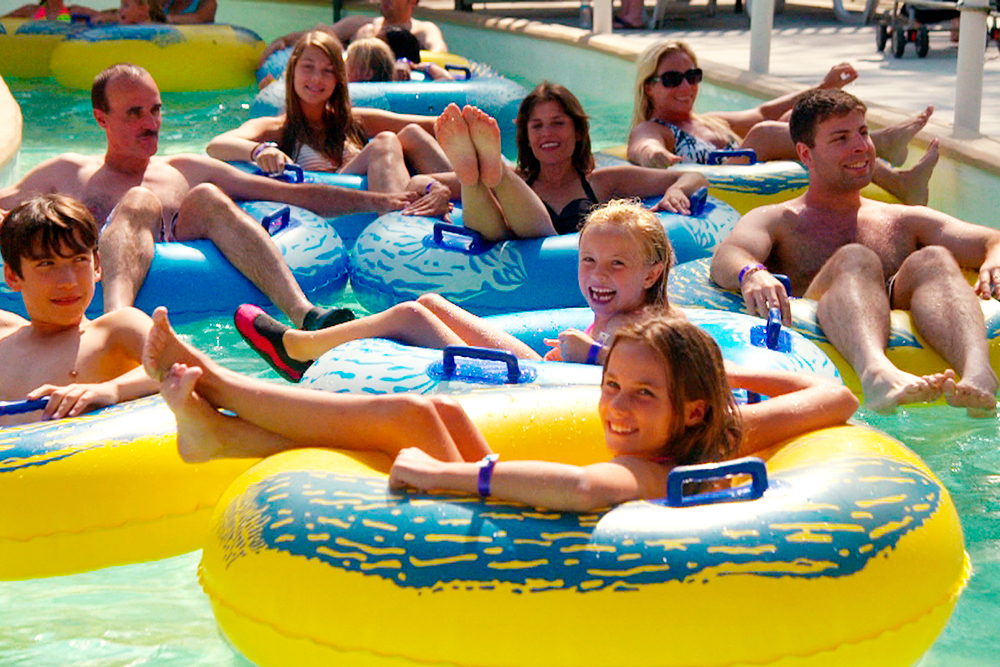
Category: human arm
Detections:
[
  {"x1": 727, "y1": 362, "x2": 858, "y2": 456},
  {"x1": 389, "y1": 447, "x2": 665, "y2": 512},
  {"x1": 169, "y1": 153, "x2": 418, "y2": 215},
  {"x1": 354, "y1": 108, "x2": 438, "y2": 135},
  {"x1": 907, "y1": 206, "x2": 1000, "y2": 299},
  {"x1": 591, "y1": 166, "x2": 708, "y2": 214},
  {"x1": 205, "y1": 116, "x2": 290, "y2": 174},
  {"x1": 27, "y1": 367, "x2": 158, "y2": 420},
  {"x1": 0, "y1": 154, "x2": 86, "y2": 211},
  {"x1": 710, "y1": 206, "x2": 792, "y2": 324},
  {"x1": 258, "y1": 20, "x2": 360, "y2": 65},
  {"x1": 410, "y1": 19, "x2": 448, "y2": 53},
  {"x1": 400, "y1": 175, "x2": 454, "y2": 218},
  {"x1": 626, "y1": 121, "x2": 682, "y2": 168},
  {"x1": 712, "y1": 63, "x2": 857, "y2": 137},
  {"x1": 166, "y1": 0, "x2": 217, "y2": 23},
  {"x1": 543, "y1": 328, "x2": 604, "y2": 365}
]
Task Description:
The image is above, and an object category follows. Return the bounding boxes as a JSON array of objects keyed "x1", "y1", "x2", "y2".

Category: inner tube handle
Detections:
[
  {"x1": 441, "y1": 345, "x2": 521, "y2": 383},
  {"x1": 432, "y1": 222, "x2": 486, "y2": 253},
  {"x1": 707, "y1": 149, "x2": 758, "y2": 165},
  {"x1": 689, "y1": 186, "x2": 708, "y2": 217},
  {"x1": 0, "y1": 397, "x2": 50, "y2": 416},
  {"x1": 261, "y1": 206, "x2": 291, "y2": 236},
  {"x1": 665, "y1": 456, "x2": 768, "y2": 507},
  {"x1": 765, "y1": 307, "x2": 782, "y2": 350},
  {"x1": 443, "y1": 63, "x2": 473, "y2": 80}
]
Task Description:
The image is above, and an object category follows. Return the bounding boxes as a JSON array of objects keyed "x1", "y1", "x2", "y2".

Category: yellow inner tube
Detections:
[{"x1": 200, "y1": 386, "x2": 968, "y2": 667}]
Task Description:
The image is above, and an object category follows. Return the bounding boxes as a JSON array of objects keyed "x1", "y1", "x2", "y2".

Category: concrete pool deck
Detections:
[{"x1": 413, "y1": 0, "x2": 1000, "y2": 172}]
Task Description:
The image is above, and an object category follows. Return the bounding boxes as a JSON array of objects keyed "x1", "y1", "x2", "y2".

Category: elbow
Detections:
[{"x1": 835, "y1": 386, "x2": 861, "y2": 422}]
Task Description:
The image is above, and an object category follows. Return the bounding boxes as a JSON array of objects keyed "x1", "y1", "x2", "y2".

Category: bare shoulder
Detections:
[
  {"x1": 0, "y1": 310, "x2": 29, "y2": 338},
  {"x1": 88, "y1": 307, "x2": 154, "y2": 341}
]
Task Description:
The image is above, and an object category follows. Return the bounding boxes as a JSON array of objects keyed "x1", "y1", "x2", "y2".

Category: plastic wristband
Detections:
[
  {"x1": 586, "y1": 342, "x2": 603, "y2": 365},
  {"x1": 425, "y1": 181, "x2": 436, "y2": 194},
  {"x1": 738, "y1": 263, "x2": 768, "y2": 287},
  {"x1": 477, "y1": 453, "x2": 499, "y2": 498},
  {"x1": 251, "y1": 141, "x2": 278, "y2": 163}
]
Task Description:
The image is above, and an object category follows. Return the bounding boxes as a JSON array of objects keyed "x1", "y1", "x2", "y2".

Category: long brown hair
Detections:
[
  {"x1": 281, "y1": 31, "x2": 366, "y2": 165},
  {"x1": 515, "y1": 81, "x2": 594, "y2": 183},
  {"x1": 606, "y1": 314, "x2": 742, "y2": 465}
]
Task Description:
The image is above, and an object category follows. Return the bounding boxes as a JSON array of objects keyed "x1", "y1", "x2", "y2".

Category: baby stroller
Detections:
[{"x1": 874, "y1": 0, "x2": 1000, "y2": 57}]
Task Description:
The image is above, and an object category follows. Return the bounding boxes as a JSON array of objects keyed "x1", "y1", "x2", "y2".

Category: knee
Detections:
[
  {"x1": 183, "y1": 183, "x2": 229, "y2": 211},
  {"x1": 114, "y1": 186, "x2": 162, "y2": 220},
  {"x1": 392, "y1": 300, "x2": 436, "y2": 325},
  {"x1": 416, "y1": 293, "x2": 449, "y2": 311},
  {"x1": 901, "y1": 245, "x2": 962, "y2": 280},
  {"x1": 370, "y1": 131, "x2": 404, "y2": 156},
  {"x1": 397, "y1": 124, "x2": 431, "y2": 145},
  {"x1": 828, "y1": 243, "x2": 884, "y2": 278}
]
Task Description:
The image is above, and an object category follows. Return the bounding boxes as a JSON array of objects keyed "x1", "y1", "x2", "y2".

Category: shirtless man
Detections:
[
  {"x1": 1, "y1": 195, "x2": 155, "y2": 426},
  {"x1": 711, "y1": 88, "x2": 1000, "y2": 415},
  {"x1": 0, "y1": 63, "x2": 417, "y2": 330},
  {"x1": 261, "y1": 0, "x2": 447, "y2": 65}
]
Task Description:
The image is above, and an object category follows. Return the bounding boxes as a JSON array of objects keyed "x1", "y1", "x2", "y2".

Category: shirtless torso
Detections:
[{"x1": 760, "y1": 197, "x2": 921, "y2": 297}]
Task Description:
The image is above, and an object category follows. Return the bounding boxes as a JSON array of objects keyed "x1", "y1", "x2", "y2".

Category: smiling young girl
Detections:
[
  {"x1": 207, "y1": 31, "x2": 453, "y2": 218},
  {"x1": 145, "y1": 309, "x2": 857, "y2": 511},
  {"x1": 236, "y1": 199, "x2": 674, "y2": 381}
]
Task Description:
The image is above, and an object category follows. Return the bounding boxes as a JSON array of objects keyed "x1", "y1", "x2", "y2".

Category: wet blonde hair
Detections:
[
  {"x1": 345, "y1": 38, "x2": 395, "y2": 82},
  {"x1": 578, "y1": 199, "x2": 675, "y2": 308},
  {"x1": 606, "y1": 314, "x2": 742, "y2": 466},
  {"x1": 630, "y1": 40, "x2": 739, "y2": 145}
]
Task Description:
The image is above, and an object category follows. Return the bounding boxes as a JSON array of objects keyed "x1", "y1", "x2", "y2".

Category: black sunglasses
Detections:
[{"x1": 649, "y1": 68, "x2": 703, "y2": 88}]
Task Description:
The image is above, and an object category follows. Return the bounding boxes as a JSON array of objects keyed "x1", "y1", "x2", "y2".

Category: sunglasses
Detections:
[{"x1": 649, "y1": 68, "x2": 703, "y2": 88}]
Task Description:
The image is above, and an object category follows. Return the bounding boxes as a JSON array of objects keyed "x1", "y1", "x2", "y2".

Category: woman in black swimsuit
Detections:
[{"x1": 435, "y1": 82, "x2": 708, "y2": 241}]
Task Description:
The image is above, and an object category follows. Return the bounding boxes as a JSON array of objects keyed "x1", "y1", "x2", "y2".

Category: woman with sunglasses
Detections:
[
  {"x1": 432, "y1": 82, "x2": 708, "y2": 241},
  {"x1": 627, "y1": 40, "x2": 938, "y2": 205}
]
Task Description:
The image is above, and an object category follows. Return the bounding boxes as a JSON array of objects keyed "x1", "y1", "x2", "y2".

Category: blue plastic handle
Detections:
[
  {"x1": 252, "y1": 163, "x2": 304, "y2": 183},
  {"x1": 0, "y1": 397, "x2": 50, "y2": 416},
  {"x1": 431, "y1": 222, "x2": 486, "y2": 253},
  {"x1": 443, "y1": 63, "x2": 473, "y2": 80},
  {"x1": 765, "y1": 307, "x2": 782, "y2": 350},
  {"x1": 665, "y1": 456, "x2": 768, "y2": 507},
  {"x1": 441, "y1": 346, "x2": 521, "y2": 383},
  {"x1": 689, "y1": 185, "x2": 708, "y2": 217},
  {"x1": 261, "y1": 206, "x2": 291, "y2": 236},
  {"x1": 707, "y1": 149, "x2": 758, "y2": 166}
]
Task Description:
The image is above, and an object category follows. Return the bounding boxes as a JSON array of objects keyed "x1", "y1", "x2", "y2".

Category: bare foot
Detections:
[
  {"x1": 159, "y1": 362, "x2": 227, "y2": 462},
  {"x1": 143, "y1": 306, "x2": 213, "y2": 383},
  {"x1": 434, "y1": 103, "x2": 478, "y2": 186},
  {"x1": 874, "y1": 105, "x2": 933, "y2": 167},
  {"x1": 890, "y1": 139, "x2": 939, "y2": 206},
  {"x1": 861, "y1": 366, "x2": 947, "y2": 412},
  {"x1": 943, "y1": 368, "x2": 998, "y2": 417},
  {"x1": 462, "y1": 105, "x2": 504, "y2": 188}
]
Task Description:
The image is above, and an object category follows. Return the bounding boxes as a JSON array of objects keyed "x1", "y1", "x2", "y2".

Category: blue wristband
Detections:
[
  {"x1": 477, "y1": 453, "x2": 499, "y2": 498},
  {"x1": 738, "y1": 263, "x2": 768, "y2": 287},
  {"x1": 586, "y1": 342, "x2": 603, "y2": 365}
]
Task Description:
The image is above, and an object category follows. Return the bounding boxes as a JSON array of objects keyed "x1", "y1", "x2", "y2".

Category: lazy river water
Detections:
[{"x1": 1, "y1": 2, "x2": 998, "y2": 664}]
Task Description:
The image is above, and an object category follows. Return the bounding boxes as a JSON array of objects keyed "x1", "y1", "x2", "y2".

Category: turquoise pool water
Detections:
[{"x1": 2, "y1": 6, "x2": 999, "y2": 665}]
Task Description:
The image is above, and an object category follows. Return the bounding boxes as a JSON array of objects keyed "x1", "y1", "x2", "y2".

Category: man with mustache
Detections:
[
  {"x1": 712, "y1": 88, "x2": 1000, "y2": 416},
  {"x1": 0, "y1": 63, "x2": 417, "y2": 330}
]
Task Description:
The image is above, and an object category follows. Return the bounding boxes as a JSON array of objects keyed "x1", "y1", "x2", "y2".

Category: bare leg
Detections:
[
  {"x1": 99, "y1": 186, "x2": 161, "y2": 312},
  {"x1": 806, "y1": 244, "x2": 946, "y2": 412},
  {"x1": 172, "y1": 184, "x2": 314, "y2": 327},
  {"x1": 146, "y1": 308, "x2": 490, "y2": 462},
  {"x1": 870, "y1": 105, "x2": 933, "y2": 167},
  {"x1": 870, "y1": 140, "x2": 939, "y2": 206},
  {"x1": 279, "y1": 295, "x2": 541, "y2": 361},
  {"x1": 891, "y1": 247, "x2": 998, "y2": 416},
  {"x1": 339, "y1": 131, "x2": 411, "y2": 193},
  {"x1": 739, "y1": 121, "x2": 797, "y2": 162},
  {"x1": 396, "y1": 124, "x2": 452, "y2": 173}
]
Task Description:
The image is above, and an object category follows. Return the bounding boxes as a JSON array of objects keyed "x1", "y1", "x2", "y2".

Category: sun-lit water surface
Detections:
[{"x1": 2, "y1": 9, "x2": 999, "y2": 666}]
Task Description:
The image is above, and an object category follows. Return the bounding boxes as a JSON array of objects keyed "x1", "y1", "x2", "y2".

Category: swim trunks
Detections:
[
  {"x1": 652, "y1": 119, "x2": 739, "y2": 165},
  {"x1": 104, "y1": 204, "x2": 180, "y2": 242}
]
